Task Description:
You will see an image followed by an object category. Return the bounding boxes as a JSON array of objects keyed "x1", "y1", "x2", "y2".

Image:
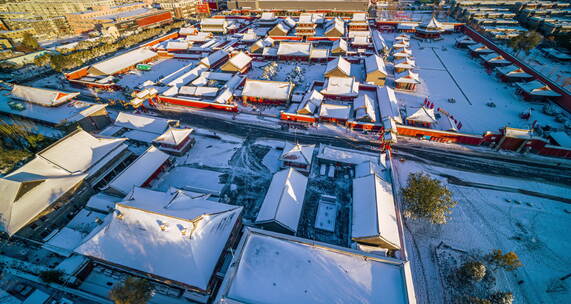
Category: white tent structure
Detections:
[{"x1": 255, "y1": 168, "x2": 308, "y2": 233}]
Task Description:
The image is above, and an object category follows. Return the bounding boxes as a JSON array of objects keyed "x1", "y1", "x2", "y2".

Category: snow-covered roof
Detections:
[
  {"x1": 455, "y1": 35, "x2": 476, "y2": 45},
  {"x1": 260, "y1": 12, "x2": 275, "y2": 20},
  {"x1": 394, "y1": 57, "x2": 416, "y2": 69},
  {"x1": 467, "y1": 43, "x2": 493, "y2": 53},
  {"x1": 324, "y1": 18, "x2": 345, "y2": 36},
  {"x1": 392, "y1": 48, "x2": 413, "y2": 58},
  {"x1": 271, "y1": 22, "x2": 291, "y2": 35},
  {"x1": 365, "y1": 54, "x2": 387, "y2": 76},
  {"x1": 438, "y1": 115, "x2": 458, "y2": 132},
  {"x1": 166, "y1": 41, "x2": 189, "y2": 51},
  {"x1": 241, "y1": 30, "x2": 258, "y2": 42},
  {"x1": 277, "y1": 42, "x2": 311, "y2": 57},
  {"x1": 89, "y1": 48, "x2": 157, "y2": 76},
  {"x1": 495, "y1": 64, "x2": 532, "y2": 78},
  {"x1": 354, "y1": 94, "x2": 377, "y2": 122},
  {"x1": 516, "y1": 80, "x2": 561, "y2": 97},
  {"x1": 332, "y1": 38, "x2": 348, "y2": 53},
  {"x1": 279, "y1": 142, "x2": 315, "y2": 166},
  {"x1": 114, "y1": 112, "x2": 174, "y2": 135},
  {"x1": 317, "y1": 144, "x2": 380, "y2": 166},
  {"x1": 200, "y1": 49, "x2": 229, "y2": 67},
  {"x1": 255, "y1": 168, "x2": 308, "y2": 232},
  {"x1": 227, "y1": 51, "x2": 252, "y2": 70},
  {"x1": 22, "y1": 290, "x2": 50, "y2": 304},
  {"x1": 44, "y1": 208, "x2": 106, "y2": 257},
  {"x1": 309, "y1": 48, "x2": 329, "y2": 59},
  {"x1": 10, "y1": 85, "x2": 80, "y2": 107},
  {"x1": 319, "y1": 103, "x2": 351, "y2": 120},
  {"x1": 153, "y1": 127, "x2": 193, "y2": 146},
  {"x1": 39, "y1": 129, "x2": 127, "y2": 174},
  {"x1": 76, "y1": 188, "x2": 242, "y2": 291},
  {"x1": 85, "y1": 192, "x2": 118, "y2": 213},
  {"x1": 377, "y1": 86, "x2": 402, "y2": 125},
  {"x1": 321, "y1": 77, "x2": 359, "y2": 97},
  {"x1": 353, "y1": 36, "x2": 369, "y2": 46},
  {"x1": 201, "y1": 18, "x2": 227, "y2": 26},
  {"x1": 503, "y1": 127, "x2": 535, "y2": 139},
  {"x1": 406, "y1": 106, "x2": 436, "y2": 123},
  {"x1": 352, "y1": 174, "x2": 400, "y2": 249},
  {"x1": 392, "y1": 41, "x2": 409, "y2": 49},
  {"x1": 325, "y1": 56, "x2": 351, "y2": 77},
  {"x1": 283, "y1": 17, "x2": 296, "y2": 28},
  {"x1": 106, "y1": 146, "x2": 171, "y2": 196},
  {"x1": 355, "y1": 160, "x2": 384, "y2": 178},
  {"x1": 216, "y1": 228, "x2": 416, "y2": 304},
  {"x1": 179, "y1": 26, "x2": 197, "y2": 35},
  {"x1": 395, "y1": 70, "x2": 420, "y2": 84},
  {"x1": 184, "y1": 31, "x2": 212, "y2": 42},
  {"x1": 549, "y1": 131, "x2": 571, "y2": 147},
  {"x1": 372, "y1": 30, "x2": 388, "y2": 51},
  {"x1": 0, "y1": 94, "x2": 107, "y2": 125},
  {"x1": 298, "y1": 14, "x2": 314, "y2": 24},
  {"x1": 481, "y1": 53, "x2": 511, "y2": 64},
  {"x1": 397, "y1": 22, "x2": 417, "y2": 30},
  {"x1": 242, "y1": 79, "x2": 293, "y2": 101},
  {"x1": 421, "y1": 16, "x2": 443, "y2": 29},
  {"x1": 179, "y1": 86, "x2": 219, "y2": 97},
  {"x1": 352, "y1": 12, "x2": 367, "y2": 22},
  {"x1": 0, "y1": 129, "x2": 128, "y2": 235},
  {"x1": 297, "y1": 90, "x2": 323, "y2": 114},
  {"x1": 214, "y1": 88, "x2": 233, "y2": 104}
]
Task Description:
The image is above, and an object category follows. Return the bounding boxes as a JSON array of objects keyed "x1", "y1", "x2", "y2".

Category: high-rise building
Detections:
[
  {"x1": 155, "y1": 0, "x2": 202, "y2": 19},
  {"x1": 227, "y1": 0, "x2": 370, "y2": 11}
]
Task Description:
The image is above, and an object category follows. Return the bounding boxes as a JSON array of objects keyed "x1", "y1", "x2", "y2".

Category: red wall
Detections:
[
  {"x1": 159, "y1": 96, "x2": 238, "y2": 112},
  {"x1": 142, "y1": 32, "x2": 179, "y2": 48},
  {"x1": 397, "y1": 125, "x2": 484, "y2": 145},
  {"x1": 280, "y1": 112, "x2": 317, "y2": 123}
]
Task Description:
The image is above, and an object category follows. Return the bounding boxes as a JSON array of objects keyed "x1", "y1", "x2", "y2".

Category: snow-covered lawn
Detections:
[
  {"x1": 387, "y1": 33, "x2": 569, "y2": 135},
  {"x1": 247, "y1": 61, "x2": 327, "y2": 92},
  {"x1": 393, "y1": 158, "x2": 571, "y2": 304}
]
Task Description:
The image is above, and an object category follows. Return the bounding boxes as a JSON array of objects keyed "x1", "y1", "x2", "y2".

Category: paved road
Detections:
[
  {"x1": 152, "y1": 107, "x2": 571, "y2": 186},
  {"x1": 393, "y1": 143, "x2": 571, "y2": 186}
]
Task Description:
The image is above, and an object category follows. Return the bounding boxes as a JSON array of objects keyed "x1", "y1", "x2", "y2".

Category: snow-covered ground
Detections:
[
  {"x1": 116, "y1": 58, "x2": 194, "y2": 90},
  {"x1": 393, "y1": 158, "x2": 571, "y2": 304},
  {"x1": 247, "y1": 61, "x2": 327, "y2": 92},
  {"x1": 386, "y1": 33, "x2": 569, "y2": 135}
]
